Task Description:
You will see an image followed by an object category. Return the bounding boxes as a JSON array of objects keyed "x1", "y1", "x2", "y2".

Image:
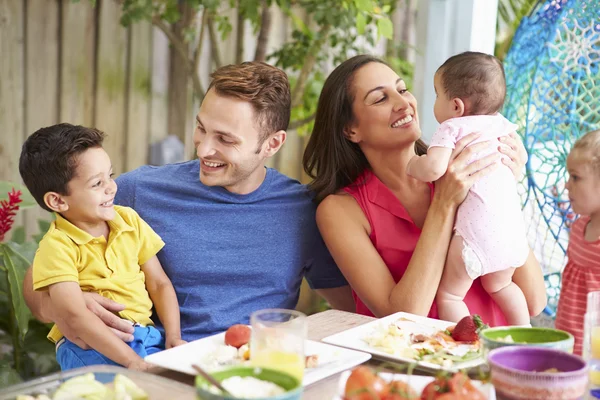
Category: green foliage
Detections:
[
  {"x1": 0, "y1": 182, "x2": 58, "y2": 382},
  {"x1": 112, "y1": 0, "x2": 402, "y2": 133},
  {"x1": 495, "y1": 0, "x2": 539, "y2": 60}
]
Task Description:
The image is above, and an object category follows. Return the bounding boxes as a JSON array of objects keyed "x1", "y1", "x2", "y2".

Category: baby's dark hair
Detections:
[
  {"x1": 437, "y1": 51, "x2": 506, "y2": 116},
  {"x1": 19, "y1": 123, "x2": 105, "y2": 212}
]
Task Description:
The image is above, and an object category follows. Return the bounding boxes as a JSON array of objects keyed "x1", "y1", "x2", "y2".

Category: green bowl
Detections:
[
  {"x1": 480, "y1": 327, "x2": 574, "y2": 354},
  {"x1": 195, "y1": 366, "x2": 303, "y2": 400}
]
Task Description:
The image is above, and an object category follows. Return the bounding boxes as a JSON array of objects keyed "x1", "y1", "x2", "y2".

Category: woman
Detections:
[{"x1": 303, "y1": 55, "x2": 547, "y2": 325}]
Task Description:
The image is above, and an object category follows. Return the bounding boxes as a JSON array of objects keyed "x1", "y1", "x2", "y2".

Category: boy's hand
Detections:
[
  {"x1": 166, "y1": 336, "x2": 187, "y2": 349},
  {"x1": 127, "y1": 358, "x2": 154, "y2": 372}
]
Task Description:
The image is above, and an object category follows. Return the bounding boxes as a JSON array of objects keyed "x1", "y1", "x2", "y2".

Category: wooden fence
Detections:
[{"x1": 0, "y1": 0, "x2": 305, "y2": 235}]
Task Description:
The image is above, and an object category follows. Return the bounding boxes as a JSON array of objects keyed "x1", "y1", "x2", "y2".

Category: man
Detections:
[{"x1": 23, "y1": 61, "x2": 353, "y2": 345}]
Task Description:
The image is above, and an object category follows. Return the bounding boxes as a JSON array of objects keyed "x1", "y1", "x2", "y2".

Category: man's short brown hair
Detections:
[
  {"x1": 437, "y1": 51, "x2": 506, "y2": 116},
  {"x1": 207, "y1": 61, "x2": 291, "y2": 143}
]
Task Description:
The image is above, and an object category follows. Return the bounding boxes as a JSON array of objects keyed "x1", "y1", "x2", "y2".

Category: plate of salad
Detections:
[{"x1": 322, "y1": 312, "x2": 487, "y2": 372}]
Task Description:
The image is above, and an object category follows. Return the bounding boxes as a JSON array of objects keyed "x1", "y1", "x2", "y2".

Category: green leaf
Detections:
[
  {"x1": 0, "y1": 182, "x2": 37, "y2": 209},
  {"x1": 1, "y1": 243, "x2": 33, "y2": 340},
  {"x1": 290, "y1": 13, "x2": 310, "y2": 36},
  {"x1": 376, "y1": 16, "x2": 393, "y2": 40},
  {"x1": 356, "y1": 13, "x2": 366, "y2": 35},
  {"x1": 10, "y1": 227, "x2": 25, "y2": 245},
  {"x1": 354, "y1": 0, "x2": 372, "y2": 12},
  {"x1": 0, "y1": 364, "x2": 22, "y2": 387}
]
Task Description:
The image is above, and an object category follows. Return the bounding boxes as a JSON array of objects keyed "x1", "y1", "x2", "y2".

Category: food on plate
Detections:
[
  {"x1": 225, "y1": 324, "x2": 252, "y2": 348},
  {"x1": 449, "y1": 315, "x2": 487, "y2": 343},
  {"x1": 420, "y1": 372, "x2": 485, "y2": 400},
  {"x1": 363, "y1": 316, "x2": 484, "y2": 367},
  {"x1": 305, "y1": 354, "x2": 319, "y2": 368},
  {"x1": 204, "y1": 376, "x2": 286, "y2": 398},
  {"x1": 343, "y1": 367, "x2": 485, "y2": 400},
  {"x1": 200, "y1": 325, "x2": 319, "y2": 371},
  {"x1": 344, "y1": 366, "x2": 389, "y2": 399},
  {"x1": 15, "y1": 373, "x2": 149, "y2": 400}
]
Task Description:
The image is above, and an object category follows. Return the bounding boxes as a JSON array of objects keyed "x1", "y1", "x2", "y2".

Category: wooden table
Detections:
[{"x1": 153, "y1": 309, "x2": 376, "y2": 399}]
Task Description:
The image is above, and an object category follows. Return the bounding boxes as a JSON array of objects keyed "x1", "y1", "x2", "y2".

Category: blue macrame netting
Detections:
[{"x1": 502, "y1": 0, "x2": 600, "y2": 316}]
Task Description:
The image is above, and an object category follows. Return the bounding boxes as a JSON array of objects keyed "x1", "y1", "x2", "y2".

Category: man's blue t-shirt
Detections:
[{"x1": 115, "y1": 160, "x2": 346, "y2": 341}]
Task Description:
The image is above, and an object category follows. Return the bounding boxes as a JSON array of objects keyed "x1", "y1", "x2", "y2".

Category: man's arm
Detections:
[
  {"x1": 24, "y1": 266, "x2": 135, "y2": 345},
  {"x1": 48, "y1": 282, "x2": 148, "y2": 370},
  {"x1": 23, "y1": 266, "x2": 52, "y2": 323},
  {"x1": 141, "y1": 255, "x2": 185, "y2": 348},
  {"x1": 406, "y1": 147, "x2": 453, "y2": 182},
  {"x1": 315, "y1": 286, "x2": 355, "y2": 312}
]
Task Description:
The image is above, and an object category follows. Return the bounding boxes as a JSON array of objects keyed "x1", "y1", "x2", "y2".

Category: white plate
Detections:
[
  {"x1": 322, "y1": 312, "x2": 485, "y2": 372},
  {"x1": 145, "y1": 331, "x2": 371, "y2": 386},
  {"x1": 334, "y1": 370, "x2": 496, "y2": 399}
]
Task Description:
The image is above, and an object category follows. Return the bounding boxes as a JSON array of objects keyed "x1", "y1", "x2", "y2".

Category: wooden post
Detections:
[
  {"x1": 125, "y1": 21, "x2": 152, "y2": 172},
  {"x1": 95, "y1": 0, "x2": 128, "y2": 175},
  {"x1": 0, "y1": 0, "x2": 25, "y2": 229},
  {"x1": 24, "y1": 0, "x2": 59, "y2": 235},
  {"x1": 149, "y1": 26, "x2": 170, "y2": 147},
  {"x1": 60, "y1": 0, "x2": 96, "y2": 126}
]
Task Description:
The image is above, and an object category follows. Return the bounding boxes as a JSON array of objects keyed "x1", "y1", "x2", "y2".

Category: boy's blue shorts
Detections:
[{"x1": 56, "y1": 325, "x2": 164, "y2": 371}]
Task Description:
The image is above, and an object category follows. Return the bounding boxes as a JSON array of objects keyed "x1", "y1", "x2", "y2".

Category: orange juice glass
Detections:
[{"x1": 250, "y1": 309, "x2": 306, "y2": 382}]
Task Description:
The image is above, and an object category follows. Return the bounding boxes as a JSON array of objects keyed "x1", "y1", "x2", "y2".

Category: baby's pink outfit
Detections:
[{"x1": 429, "y1": 114, "x2": 529, "y2": 279}]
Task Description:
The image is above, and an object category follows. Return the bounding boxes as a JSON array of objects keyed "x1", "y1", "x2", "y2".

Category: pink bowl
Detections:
[{"x1": 488, "y1": 345, "x2": 588, "y2": 400}]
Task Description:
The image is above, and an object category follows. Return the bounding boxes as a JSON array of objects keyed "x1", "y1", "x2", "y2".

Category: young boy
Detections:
[{"x1": 19, "y1": 123, "x2": 186, "y2": 371}]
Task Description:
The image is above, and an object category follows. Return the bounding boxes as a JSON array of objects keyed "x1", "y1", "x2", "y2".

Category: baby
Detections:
[
  {"x1": 19, "y1": 123, "x2": 186, "y2": 371},
  {"x1": 407, "y1": 51, "x2": 530, "y2": 325}
]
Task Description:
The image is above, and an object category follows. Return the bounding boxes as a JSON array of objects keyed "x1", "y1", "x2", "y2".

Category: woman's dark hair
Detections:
[{"x1": 303, "y1": 55, "x2": 427, "y2": 204}]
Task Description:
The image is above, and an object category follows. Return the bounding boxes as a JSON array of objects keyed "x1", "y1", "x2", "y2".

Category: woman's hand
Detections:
[
  {"x1": 499, "y1": 132, "x2": 528, "y2": 180},
  {"x1": 434, "y1": 132, "x2": 501, "y2": 208}
]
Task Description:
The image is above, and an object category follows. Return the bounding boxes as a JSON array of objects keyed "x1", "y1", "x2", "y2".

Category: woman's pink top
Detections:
[{"x1": 343, "y1": 170, "x2": 508, "y2": 326}]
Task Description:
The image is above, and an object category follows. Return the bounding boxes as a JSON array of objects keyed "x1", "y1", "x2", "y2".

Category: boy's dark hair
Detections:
[
  {"x1": 19, "y1": 123, "x2": 105, "y2": 212},
  {"x1": 437, "y1": 51, "x2": 506, "y2": 116}
]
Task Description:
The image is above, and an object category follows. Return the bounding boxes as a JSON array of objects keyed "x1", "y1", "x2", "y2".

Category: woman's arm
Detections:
[
  {"x1": 317, "y1": 136, "x2": 501, "y2": 317},
  {"x1": 513, "y1": 248, "x2": 547, "y2": 316}
]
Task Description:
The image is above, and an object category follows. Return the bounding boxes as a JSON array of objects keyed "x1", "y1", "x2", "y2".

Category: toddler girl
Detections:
[
  {"x1": 407, "y1": 51, "x2": 530, "y2": 325},
  {"x1": 555, "y1": 130, "x2": 600, "y2": 355}
]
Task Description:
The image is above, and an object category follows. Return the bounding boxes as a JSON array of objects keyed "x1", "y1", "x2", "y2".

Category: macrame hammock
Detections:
[{"x1": 502, "y1": 0, "x2": 600, "y2": 317}]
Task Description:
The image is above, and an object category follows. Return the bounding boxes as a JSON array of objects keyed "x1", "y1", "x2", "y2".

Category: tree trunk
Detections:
[
  {"x1": 399, "y1": 0, "x2": 413, "y2": 61},
  {"x1": 254, "y1": 0, "x2": 272, "y2": 62},
  {"x1": 167, "y1": 2, "x2": 193, "y2": 142},
  {"x1": 235, "y1": 1, "x2": 244, "y2": 64}
]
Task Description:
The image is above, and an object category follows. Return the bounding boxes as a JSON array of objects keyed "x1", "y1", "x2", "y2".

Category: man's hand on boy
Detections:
[
  {"x1": 166, "y1": 335, "x2": 187, "y2": 349},
  {"x1": 83, "y1": 292, "x2": 135, "y2": 341},
  {"x1": 127, "y1": 358, "x2": 154, "y2": 372}
]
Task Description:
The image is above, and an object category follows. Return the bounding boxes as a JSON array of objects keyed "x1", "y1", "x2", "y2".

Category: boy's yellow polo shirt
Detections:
[{"x1": 32, "y1": 205, "x2": 165, "y2": 343}]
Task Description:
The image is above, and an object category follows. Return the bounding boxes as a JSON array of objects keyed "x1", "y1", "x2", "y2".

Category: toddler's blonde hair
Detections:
[{"x1": 571, "y1": 130, "x2": 600, "y2": 174}]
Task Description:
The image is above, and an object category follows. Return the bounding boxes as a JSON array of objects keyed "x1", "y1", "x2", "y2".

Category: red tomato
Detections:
[
  {"x1": 420, "y1": 378, "x2": 448, "y2": 400},
  {"x1": 224, "y1": 324, "x2": 251, "y2": 348},
  {"x1": 344, "y1": 366, "x2": 389, "y2": 399},
  {"x1": 383, "y1": 380, "x2": 419, "y2": 399}
]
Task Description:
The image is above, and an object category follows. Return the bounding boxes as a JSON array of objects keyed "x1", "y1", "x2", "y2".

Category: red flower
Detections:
[{"x1": 0, "y1": 189, "x2": 22, "y2": 242}]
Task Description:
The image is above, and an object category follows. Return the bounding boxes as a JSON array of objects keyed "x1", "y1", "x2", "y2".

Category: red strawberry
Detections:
[{"x1": 451, "y1": 315, "x2": 487, "y2": 342}]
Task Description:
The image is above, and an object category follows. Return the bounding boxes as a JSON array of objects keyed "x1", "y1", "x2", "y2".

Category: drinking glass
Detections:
[
  {"x1": 584, "y1": 312, "x2": 600, "y2": 389},
  {"x1": 250, "y1": 309, "x2": 306, "y2": 381},
  {"x1": 588, "y1": 292, "x2": 600, "y2": 315}
]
